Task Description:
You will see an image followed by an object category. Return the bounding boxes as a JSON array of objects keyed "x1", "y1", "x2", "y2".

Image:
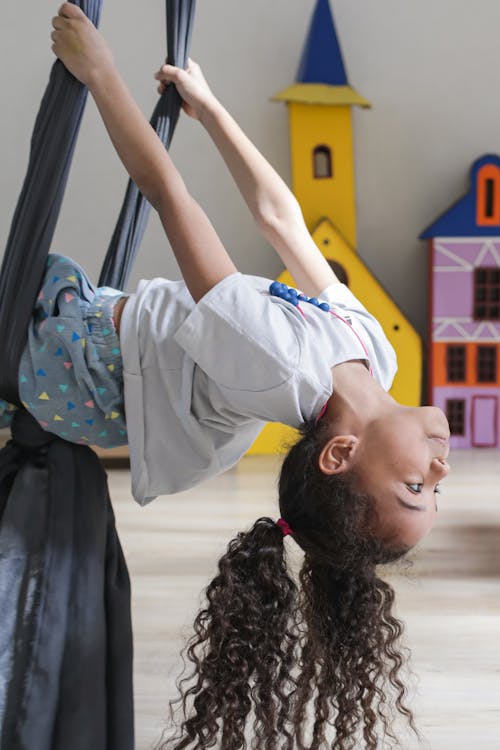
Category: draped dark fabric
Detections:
[
  {"x1": 0, "y1": 1, "x2": 196, "y2": 747},
  {"x1": 99, "y1": 0, "x2": 196, "y2": 289},
  {"x1": 0, "y1": 411, "x2": 133, "y2": 750}
]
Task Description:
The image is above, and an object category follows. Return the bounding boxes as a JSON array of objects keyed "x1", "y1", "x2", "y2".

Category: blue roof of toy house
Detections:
[
  {"x1": 296, "y1": 0, "x2": 348, "y2": 86},
  {"x1": 420, "y1": 155, "x2": 500, "y2": 238}
]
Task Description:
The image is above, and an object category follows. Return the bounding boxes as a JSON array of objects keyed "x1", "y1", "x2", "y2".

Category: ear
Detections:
[{"x1": 318, "y1": 435, "x2": 359, "y2": 476}]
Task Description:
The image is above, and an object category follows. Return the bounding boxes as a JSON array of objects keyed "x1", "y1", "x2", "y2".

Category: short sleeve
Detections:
[
  {"x1": 174, "y1": 273, "x2": 302, "y2": 392},
  {"x1": 174, "y1": 273, "x2": 333, "y2": 427},
  {"x1": 319, "y1": 283, "x2": 398, "y2": 391}
]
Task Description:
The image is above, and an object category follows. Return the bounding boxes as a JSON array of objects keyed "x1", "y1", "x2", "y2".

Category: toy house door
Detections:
[{"x1": 471, "y1": 396, "x2": 498, "y2": 447}]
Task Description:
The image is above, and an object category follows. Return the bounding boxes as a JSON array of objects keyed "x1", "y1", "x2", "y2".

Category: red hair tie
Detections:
[{"x1": 277, "y1": 518, "x2": 294, "y2": 537}]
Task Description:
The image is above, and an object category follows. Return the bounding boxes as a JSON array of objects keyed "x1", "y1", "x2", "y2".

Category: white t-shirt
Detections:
[{"x1": 119, "y1": 273, "x2": 397, "y2": 505}]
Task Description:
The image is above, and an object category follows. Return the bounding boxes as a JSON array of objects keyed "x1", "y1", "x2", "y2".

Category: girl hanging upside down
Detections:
[{"x1": 1, "y1": 4, "x2": 450, "y2": 748}]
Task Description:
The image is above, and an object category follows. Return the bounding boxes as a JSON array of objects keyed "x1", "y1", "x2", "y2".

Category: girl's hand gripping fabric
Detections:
[
  {"x1": 155, "y1": 60, "x2": 216, "y2": 122},
  {"x1": 51, "y1": 3, "x2": 114, "y2": 87}
]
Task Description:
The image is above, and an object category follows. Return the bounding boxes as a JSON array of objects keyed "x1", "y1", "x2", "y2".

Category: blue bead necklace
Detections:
[{"x1": 269, "y1": 281, "x2": 331, "y2": 312}]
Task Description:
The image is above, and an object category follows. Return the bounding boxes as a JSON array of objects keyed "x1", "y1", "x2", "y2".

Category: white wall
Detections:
[{"x1": 1, "y1": 0, "x2": 500, "y2": 338}]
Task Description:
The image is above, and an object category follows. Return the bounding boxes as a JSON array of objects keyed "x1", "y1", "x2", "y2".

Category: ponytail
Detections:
[
  {"x1": 291, "y1": 559, "x2": 416, "y2": 749},
  {"x1": 163, "y1": 518, "x2": 299, "y2": 750}
]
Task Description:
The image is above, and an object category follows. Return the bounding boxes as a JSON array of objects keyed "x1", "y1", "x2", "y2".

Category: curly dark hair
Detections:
[{"x1": 159, "y1": 421, "x2": 418, "y2": 750}]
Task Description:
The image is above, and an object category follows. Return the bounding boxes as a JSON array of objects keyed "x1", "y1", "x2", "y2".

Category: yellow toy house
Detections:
[{"x1": 249, "y1": 0, "x2": 422, "y2": 454}]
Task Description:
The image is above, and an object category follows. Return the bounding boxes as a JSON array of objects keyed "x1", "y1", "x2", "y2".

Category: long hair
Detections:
[{"x1": 160, "y1": 421, "x2": 417, "y2": 750}]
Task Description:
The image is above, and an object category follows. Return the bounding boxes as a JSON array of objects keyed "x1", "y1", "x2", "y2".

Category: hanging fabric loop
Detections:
[{"x1": 99, "y1": 0, "x2": 196, "y2": 289}]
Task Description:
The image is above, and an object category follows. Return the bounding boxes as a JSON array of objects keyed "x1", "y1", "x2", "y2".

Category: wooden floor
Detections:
[{"x1": 109, "y1": 449, "x2": 500, "y2": 750}]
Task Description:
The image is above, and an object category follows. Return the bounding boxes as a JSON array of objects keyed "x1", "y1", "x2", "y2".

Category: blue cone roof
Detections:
[{"x1": 297, "y1": 0, "x2": 348, "y2": 86}]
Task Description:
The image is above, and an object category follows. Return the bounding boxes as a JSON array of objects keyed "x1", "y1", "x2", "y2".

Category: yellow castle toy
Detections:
[{"x1": 248, "y1": 0, "x2": 422, "y2": 455}]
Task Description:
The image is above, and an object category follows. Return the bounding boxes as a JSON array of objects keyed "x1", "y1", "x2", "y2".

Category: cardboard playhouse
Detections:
[{"x1": 249, "y1": 0, "x2": 422, "y2": 455}]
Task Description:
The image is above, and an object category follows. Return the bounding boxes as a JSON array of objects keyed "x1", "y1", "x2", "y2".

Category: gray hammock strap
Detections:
[
  {"x1": 99, "y1": 0, "x2": 196, "y2": 289},
  {"x1": 0, "y1": 0, "x2": 102, "y2": 406}
]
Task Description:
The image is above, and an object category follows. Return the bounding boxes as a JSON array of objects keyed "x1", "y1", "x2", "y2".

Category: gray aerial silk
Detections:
[
  {"x1": 99, "y1": 0, "x2": 195, "y2": 289},
  {"x1": 0, "y1": 1, "x2": 196, "y2": 747}
]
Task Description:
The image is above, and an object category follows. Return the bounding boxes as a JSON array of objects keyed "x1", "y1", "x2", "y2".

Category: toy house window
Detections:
[
  {"x1": 446, "y1": 399, "x2": 465, "y2": 436},
  {"x1": 446, "y1": 345, "x2": 466, "y2": 382},
  {"x1": 477, "y1": 165, "x2": 500, "y2": 225},
  {"x1": 485, "y1": 180, "x2": 495, "y2": 217},
  {"x1": 477, "y1": 345, "x2": 497, "y2": 383},
  {"x1": 313, "y1": 146, "x2": 333, "y2": 179},
  {"x1": 473, "y1": 267, "x2": 500, "y2": 320}
]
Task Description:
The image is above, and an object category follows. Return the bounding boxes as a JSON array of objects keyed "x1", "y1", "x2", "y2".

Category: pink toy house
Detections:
[{"x1": 421, "y1": 155, "x2": 500, "y2": 448}]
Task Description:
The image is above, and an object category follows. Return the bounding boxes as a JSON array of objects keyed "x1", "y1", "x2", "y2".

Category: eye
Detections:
[
  {"x1": 406, "y1": 483, "x2": 442, "y2": 495},
  {"x1": 406, "y1": 483, "x2": 423, "y2": 494}
]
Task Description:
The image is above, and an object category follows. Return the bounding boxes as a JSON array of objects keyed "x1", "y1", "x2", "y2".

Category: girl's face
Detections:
[{"x1": 352, "y1": 406, "x2": 450, "y2": 548}]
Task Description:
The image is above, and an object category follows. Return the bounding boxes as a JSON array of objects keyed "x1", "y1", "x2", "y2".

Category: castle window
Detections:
[
  {"x1": 446, "y1": 345, "x2": 466, "y2": 382},
  {"x1": 446, "y1": 399, "x2": 466, "y2": 436},
  {"x1": 477, "y1": 345, "x2": 497, "y2": 383},
  {"x1": 477, "y1": 164, "x2": 500, "y2": 225},
  {"x1": 327, "y1": 259, "x2": 349, "y2": 286},
  {"x1": 313, "y1": 146, "x2": 333, "y2": 179},
  {"x1": 473, "y1": 267, "x2": 500, "y2": 320}
]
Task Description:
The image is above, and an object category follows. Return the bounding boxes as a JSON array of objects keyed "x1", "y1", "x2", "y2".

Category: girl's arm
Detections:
[
  {"x1": 51, "y1": 4, "x2": 236, "y2": 302},
  {"x1": 156, "y1": 62, "x2": 340, "y2": 297}
]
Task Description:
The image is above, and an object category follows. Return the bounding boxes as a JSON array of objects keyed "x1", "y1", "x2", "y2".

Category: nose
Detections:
[{"x1": 432, "y1": 457, "x2": 450, "y2": 479}]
